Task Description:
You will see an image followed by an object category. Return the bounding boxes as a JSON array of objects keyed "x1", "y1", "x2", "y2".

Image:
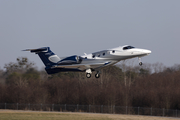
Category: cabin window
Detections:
[
  {"x1": 123, "y1": 46, "x2": 135, "y2": 50},
  {"x1": 85, "y1": 57, "x2": 87, "y2": 59},
  {"x1": 123, "y1": 47, "x2": 128, "y2": 50},
  {"x1": 112, "y1": 50, "x2": 115, "y2": 53},
  {"x1": 92, "y1": 55, "x2": 95, "y2": 58},
  {"x1": 103, "y1": 53, "x2": 105, "y2": 56}
]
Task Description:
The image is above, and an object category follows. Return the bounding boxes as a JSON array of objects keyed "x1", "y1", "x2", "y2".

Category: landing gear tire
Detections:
[
  {"x1": 139, "y1": 62, "x2": 143, "y2": 66},
  {"x1": 86, "y1": 73, "x2": 91, "y2": 78},
  {"x1": 95, "y1": 73, "x2": 100, "y2": 78}
]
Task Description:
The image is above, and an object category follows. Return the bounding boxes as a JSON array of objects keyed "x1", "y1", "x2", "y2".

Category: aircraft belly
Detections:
[
  {"x1": 55, "y1": 59, "x2": 115, "y2": 71},
  {"x1": 110, "y1": 53, "x2": 148, "y2": 60}
]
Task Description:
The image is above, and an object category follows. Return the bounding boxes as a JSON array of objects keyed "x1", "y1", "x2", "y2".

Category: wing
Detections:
[{"x1": 52, "y1": 61, "x2": 113, "y2": 71}]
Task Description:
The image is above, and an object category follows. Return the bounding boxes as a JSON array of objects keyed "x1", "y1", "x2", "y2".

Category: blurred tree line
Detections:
[{"x1": 0, "y1": 57, "x2": 180, "y2": 110}]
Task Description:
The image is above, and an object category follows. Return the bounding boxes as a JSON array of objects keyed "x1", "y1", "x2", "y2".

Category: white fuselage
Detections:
[{"x1": 80, "y1": 45, "x2": 151, "y2": 68}]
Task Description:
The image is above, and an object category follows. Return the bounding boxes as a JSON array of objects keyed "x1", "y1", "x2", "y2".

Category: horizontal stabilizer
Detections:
[{"x1": 22, "y1": 47, "x2": 48, "y2": 53}]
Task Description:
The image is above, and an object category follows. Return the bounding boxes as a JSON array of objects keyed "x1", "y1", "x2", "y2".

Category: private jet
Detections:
[{"x1": 23, "y1": 45, "x2": 151, "y2": 78}]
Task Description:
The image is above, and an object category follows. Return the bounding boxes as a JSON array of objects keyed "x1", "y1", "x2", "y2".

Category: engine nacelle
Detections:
[{"x1": 58, "y1": 55, "x2": 82, "y2": 65}]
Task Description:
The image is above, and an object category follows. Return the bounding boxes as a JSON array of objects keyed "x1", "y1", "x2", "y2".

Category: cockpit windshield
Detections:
[{"x1": 123, "y1": 46, "x2": 135, "y2": 50}]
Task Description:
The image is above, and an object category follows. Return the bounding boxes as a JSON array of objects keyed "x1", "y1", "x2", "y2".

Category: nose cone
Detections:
[{"x1": 143, "y1": 49, "x2": 151, "y2": 55}]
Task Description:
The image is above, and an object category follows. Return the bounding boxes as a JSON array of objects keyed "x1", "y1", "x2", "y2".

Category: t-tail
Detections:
[{"x1": 23, "y1": 47, "x2": 60, "y2": 74}]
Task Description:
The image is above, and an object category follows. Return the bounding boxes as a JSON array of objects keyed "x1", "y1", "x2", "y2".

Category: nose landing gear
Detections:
[
  {"x1": 138, "y1": 58, "x2": 143, "y2": 66},
  {"x1": 139, "y1": 62, "x2": 143, "y2": 66}
]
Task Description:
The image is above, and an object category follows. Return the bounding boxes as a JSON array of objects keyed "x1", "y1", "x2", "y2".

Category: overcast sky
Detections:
[{"x1": 0, "y1": 0, "x2": 180, "y2": 70}]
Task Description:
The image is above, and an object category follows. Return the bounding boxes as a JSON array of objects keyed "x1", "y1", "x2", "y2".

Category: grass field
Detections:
[{"x1": 0, "y1": 110, "x2": 178, "y2": 120}]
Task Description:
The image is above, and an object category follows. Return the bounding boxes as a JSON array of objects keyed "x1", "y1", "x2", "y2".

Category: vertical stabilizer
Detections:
[{"x1": 23, "y1": 47, "x2": 60, "y2": 67}]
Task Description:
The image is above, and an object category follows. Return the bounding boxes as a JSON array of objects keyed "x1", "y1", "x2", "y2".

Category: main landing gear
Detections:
[
  {"x1": 95, "y1": 71, "x2": 100, "y2": 78},
  {"x1": 86, "y1": 73, "x2": 91, "y2": 78},
  {"x1": 86, "y1": 69, "x2": 92, "y2": 78},
  {"x1": 138, "y1": 57, "x2": 143, "y2": 66},
  {"x1": 86, "y1": 69, "x2": 100, "y2": 78}
]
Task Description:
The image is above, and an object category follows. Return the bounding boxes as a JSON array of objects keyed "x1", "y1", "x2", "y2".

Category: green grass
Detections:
[
  {"x1": 0, "y1": 111, "x2": 111, "y2": 120},
  {"x1": 0, "y1": 110, "x2": 177, "y2": 120}
]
